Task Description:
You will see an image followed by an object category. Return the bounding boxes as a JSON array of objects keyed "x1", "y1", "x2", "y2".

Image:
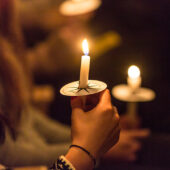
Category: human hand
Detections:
[
  {"x1": 70, "y1": 89, "x2": 120, "y2": 158},
  {"x1": 103, "y1": 129, "x2": 150, "y2": 162}
]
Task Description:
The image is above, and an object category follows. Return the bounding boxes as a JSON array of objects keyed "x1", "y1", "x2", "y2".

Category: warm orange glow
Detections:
[
  {"x1": 82, "y1": 39, "x2": 89, "y2": 55},
  {"x1": 128, "y1": 65, "x2": 140, "y2": 79}
]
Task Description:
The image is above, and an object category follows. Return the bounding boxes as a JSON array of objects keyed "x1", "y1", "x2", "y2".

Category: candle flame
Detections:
[
  {"x1": 82, "y1": 39, "x2": 89, "y2": 55},
  {"x1": 128, "y1": 65, "x2": 140, "y2": 78}
]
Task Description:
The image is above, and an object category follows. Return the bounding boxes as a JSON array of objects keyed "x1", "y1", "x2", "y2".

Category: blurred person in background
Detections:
[
  {"x1": 17, "y1": 0, "x2": 93, "y2": 76},
  {"x1": 0, "y1": 0, "x2": 150, "y2": 168},
  {"x1": 18, "y1": 0, "x2": 151, "y2": 164},
  {"x1": 0, "y1": 39, "x2": 120, "y2": 168},
  {"x1": 0, "y1": 0, "x2": 71, "y2": 166},
  {"x1": 0, "y1": 2, "x2": 121, "y2": 167},
  {"x1": 0, "y1": 35, "x2": 71, "y2": 166}
]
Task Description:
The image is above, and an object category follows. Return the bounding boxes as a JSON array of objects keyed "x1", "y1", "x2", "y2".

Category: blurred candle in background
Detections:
[
  {"x1": 126, "y1": 65, "x2": 141, "y2": 128},
  {"x1": 79, "y1": 39, "x2": 90, "y2": 88},
  {"x1": 127, "y1": 65, "x2": 141, "y2": 91}
]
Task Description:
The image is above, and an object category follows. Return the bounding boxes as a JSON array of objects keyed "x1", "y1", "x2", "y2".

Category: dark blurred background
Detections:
[
  {"x1": 24, "y1": 0, "x2": 169, "y2": 133},
  {"x1": 89, "y1": 0, "x2": 170, "y2": 133}
]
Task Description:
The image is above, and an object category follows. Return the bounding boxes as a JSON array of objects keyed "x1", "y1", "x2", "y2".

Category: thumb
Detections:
[{"x1": 97, "y1": 89, "x2": 112, "y2": 108}]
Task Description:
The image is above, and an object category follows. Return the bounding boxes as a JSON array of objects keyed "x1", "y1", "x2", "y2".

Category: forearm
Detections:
[
  {"x1": 1, "y1": 141, "x2": 71, "y2": 167},
  {"x1": 31, "y1": 108, "x2": 71, "y2": 143},
  {"x1": 36, "y1": 120, "x2": 71, "y2": 143}
]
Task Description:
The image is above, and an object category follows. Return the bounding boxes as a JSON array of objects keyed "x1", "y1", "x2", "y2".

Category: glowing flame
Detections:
[
  {"x1": 128, "y1": 65, "x2": 140, "y2": 78},
  {"x1": 82, "y1": 39, "x2": 89, "y2": 55}
]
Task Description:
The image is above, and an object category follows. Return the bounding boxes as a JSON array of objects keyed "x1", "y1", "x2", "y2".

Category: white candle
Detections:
[
  {"x1": 79, "y1": 39, "x2": 90, "y2": 88},
  {"x1": 127, "y1": 65, "x2": 141, "y2": 91}
]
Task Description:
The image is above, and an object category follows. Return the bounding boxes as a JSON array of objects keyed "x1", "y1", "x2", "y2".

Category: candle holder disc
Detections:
[{"x1": 60, "y1": 80, "x2": 107, "y2": 96}]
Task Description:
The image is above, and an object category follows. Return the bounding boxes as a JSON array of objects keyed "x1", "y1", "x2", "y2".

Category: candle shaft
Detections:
[
  {"x1": 127, "y1": 102, "x2": 138, "y2": 117},
  {"x1": 79, "y1": 55, "x2": 90, "y2": 88},
  {"x1": 127, "y1": 76, "x2": 141, "y2": 91}
]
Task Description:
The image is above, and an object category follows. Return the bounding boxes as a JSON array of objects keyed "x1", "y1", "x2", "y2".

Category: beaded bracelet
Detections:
[
  {"x1": 49, "y1": 155, "x2": 75, "y2": 170},
  {"x1": 70, "y1": 144, "x2": 96, "y2": 167}
]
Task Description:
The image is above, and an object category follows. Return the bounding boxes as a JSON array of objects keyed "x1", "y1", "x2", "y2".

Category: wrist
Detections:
[
  {"x1": 65, "y1": 147, "x2": 94, "y2": 170},
  {"x1": 72, "y1": 140, "x2": 99, "y2": 159}
]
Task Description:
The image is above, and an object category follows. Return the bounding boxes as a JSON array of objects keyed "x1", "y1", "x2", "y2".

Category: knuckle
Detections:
[
  {"x1": 99, "y1": 105, "x2": 120, "y2": 122},
  {"x1": 100, "y1": 105, "x2": 113, "y2": 115},
  {"x1": 106, "y1": 107, "x2": 114, "y2": 114},
  {"x1": 112, "y1": 106, "x2": 118, "y2": 113},
  {"x1": 113, "y1": 113, "x2": 120, "y2": 122}
]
